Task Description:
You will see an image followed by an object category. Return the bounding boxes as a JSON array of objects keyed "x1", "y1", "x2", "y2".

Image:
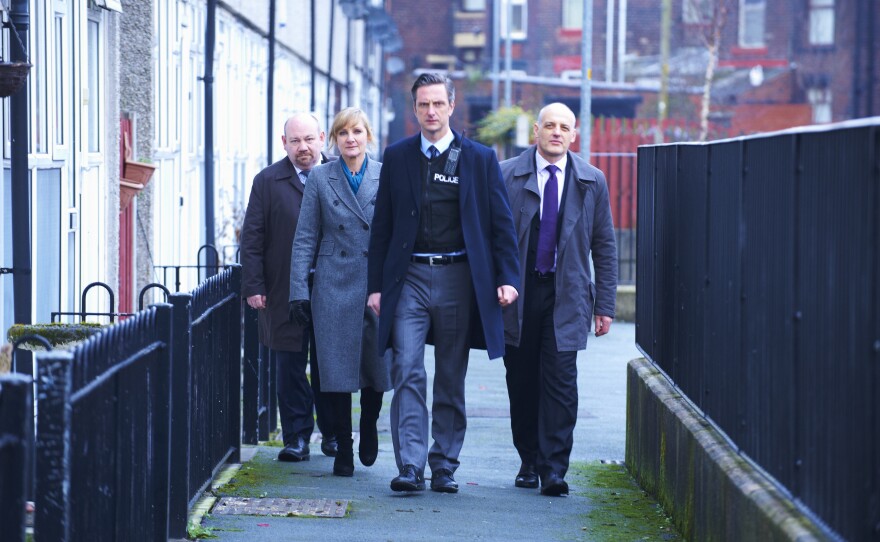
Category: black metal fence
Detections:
[
  {"x1": 636, "y1": 119, "x2": 880, "y2": 542},
  {"x1": 8, "y1": 264, "x2": 245, "y2": 541},
  {"x1": 35, "y1": 305, "x2": 174, "y2": 541},
  {"x1": 0, "y1": 373, "x2": 32, "y2": 542}
]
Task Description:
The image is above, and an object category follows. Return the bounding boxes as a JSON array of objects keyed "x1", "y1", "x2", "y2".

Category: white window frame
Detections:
[
  {"x1": 683, "y1": 0, "x2": 712, "y2": 24},
  {"x1": 500, "y1": 0, "x2": 527, "y2": 41},
  {"x1": 562, "y1": 0, "x2": 582, "y2": 29},
  {"x1": 461, "y1": 0, "x2": 486, "y2": 11},
  {"x1": 738, "y1": 0, "x2": 766, "y2": 48},
  {"x1": 808, "y1": 0, "x2": 835, "y2": 45}
]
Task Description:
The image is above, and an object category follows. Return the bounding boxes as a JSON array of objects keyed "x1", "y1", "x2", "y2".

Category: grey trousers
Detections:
[{"x1": 389, "y1": 260, "x2": 472, "y2": 475}]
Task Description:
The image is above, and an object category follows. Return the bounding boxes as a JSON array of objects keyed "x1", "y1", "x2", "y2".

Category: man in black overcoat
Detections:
[{"x1": 241, "y1": 113, "x2": 335, "y2": 461}]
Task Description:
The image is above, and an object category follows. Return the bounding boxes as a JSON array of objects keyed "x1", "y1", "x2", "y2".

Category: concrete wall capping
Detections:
[{"x1": 626, "y1": 358, "x2": 836, "y2": 541}]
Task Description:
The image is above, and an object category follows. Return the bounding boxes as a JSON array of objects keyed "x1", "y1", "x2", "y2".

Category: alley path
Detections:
[{"x1": 196, "y1": 322, "x2": 671, "y2": 541}]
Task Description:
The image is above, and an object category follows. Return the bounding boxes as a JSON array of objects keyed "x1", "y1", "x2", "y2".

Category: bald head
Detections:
[
  {"x1": 282, "y1": 113, "x2": 325, "y2": 170},
  {"x1": 534, "y1": 103, "x2": 578, "y2": 163}
]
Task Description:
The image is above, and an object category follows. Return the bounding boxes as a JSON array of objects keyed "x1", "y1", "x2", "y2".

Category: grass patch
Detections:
[
  {"x1": 187, "y1": 522, "x2": 218, "y2": 539},
  {"x1": 213, "y1": 448, "x2": 303, "y2": 499},
  {"x1": 570, "y1": 461, "x2": 682, "y2": 541}
]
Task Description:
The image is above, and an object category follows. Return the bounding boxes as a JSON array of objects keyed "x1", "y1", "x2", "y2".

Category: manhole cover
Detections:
[{"x1": 212, "y1": 497, "x2": 348, "y2": 518}]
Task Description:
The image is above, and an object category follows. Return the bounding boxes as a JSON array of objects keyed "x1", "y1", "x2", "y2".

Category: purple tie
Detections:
[{"x1": 536, "y1": 164, "x2": 559, "y2": 274}]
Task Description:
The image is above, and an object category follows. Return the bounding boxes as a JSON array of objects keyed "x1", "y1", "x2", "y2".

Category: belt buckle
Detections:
[{"x1": 428, "y1": 255, "x2": 445, "y2": 266}]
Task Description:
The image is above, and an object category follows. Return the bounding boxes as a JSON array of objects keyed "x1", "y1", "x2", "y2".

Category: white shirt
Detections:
[
  {"x1": 535, "y1": 153, "x2": 567, "y2": 219},
  {"x1": 420, "y1": 131, "x2": 455, "y2": 158}
]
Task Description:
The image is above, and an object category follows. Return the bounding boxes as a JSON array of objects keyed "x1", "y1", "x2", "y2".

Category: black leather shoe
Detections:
[
  {"x1": 359, "y1": 420, "x2": 378, "y2": 466},
  {"x1": 430, "y1": 468, "x2": 459, "y2": 493},
  {"x1": 540, "y1": 473, "x2": 569, "y2": 496},
  {"x1": 321, "y1": 435, "x2": 338, "y2": 457},
  {"x1": 514, "y1": 463, "x2": 539, "y2": 489},
  {"x1": 390, "y1": 464, "x2": 425, "y2": 492},
  {"x1": 333, "y1": 446, "x2": 354, "y2": 477},
  {"x1": 277, "y1": 436, "x2": 310, "y2": 462}
]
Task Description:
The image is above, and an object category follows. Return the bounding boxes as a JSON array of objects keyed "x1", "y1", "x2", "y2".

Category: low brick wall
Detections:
[{"x1": 625, "y1": 358, "x2": 830, "y2": 541}]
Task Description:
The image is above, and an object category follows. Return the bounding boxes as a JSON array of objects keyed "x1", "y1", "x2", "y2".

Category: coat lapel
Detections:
[
  {"x1": 403, "y1": 135, "x2": 423, "y2": 209},
  {"x1": 355, "y1": 159, "x2": 381, "y2": 213},
  {"x1": 328, "y1": 161, "x2": 368, "y2": 223},
  {"x1": 515, "y1": 149, "x2": 540, "y2": 244},
  {"x1": 557, "y1": 152, "x2": 596, "y2": 257},
  {"x1": 277, "y1": 158, "x2": 304, "y2": 194}
]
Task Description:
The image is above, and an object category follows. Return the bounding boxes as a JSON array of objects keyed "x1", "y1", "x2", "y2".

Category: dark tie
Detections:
[
  {"x1": 536, "y1": 164, "x2": 559, "y2": 274},
  {"x1": 428, "y1": 145, "x2": 439, "y2": 160},
  {"x1": 299, "y1": 169, "x2": 310, "y2": 184}
]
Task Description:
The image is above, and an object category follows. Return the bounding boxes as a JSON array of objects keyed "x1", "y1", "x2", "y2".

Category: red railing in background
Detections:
[{"x1": 571, "y1": 117, "x2": 733, "y2": 284}]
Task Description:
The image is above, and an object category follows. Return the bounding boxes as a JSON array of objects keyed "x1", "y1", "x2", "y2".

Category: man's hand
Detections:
[
  {"x1": 594, "y1": 315, "x2": 613, "y2": 337},
  {"x1": 247, "y1": 295, "x2": 267, "y2": 310},
  {"x1": 497, "y1": 285, "x2": 518, "y2": 307},
  {"x1": 288, "y1": 300, "x2": 312, "y2": 327},
  {"x1": 367, "y1": 293, "x2": 381, "y2": 317}
]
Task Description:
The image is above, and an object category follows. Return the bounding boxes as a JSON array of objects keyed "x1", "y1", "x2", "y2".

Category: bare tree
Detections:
[{"x1": 686, "y1": 0, "x2": 730, "y2": 141}]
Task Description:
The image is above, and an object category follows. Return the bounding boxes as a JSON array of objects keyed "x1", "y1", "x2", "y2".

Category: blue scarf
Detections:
[{"x1": 342, "y1": 156, "x2": 368, "y2": 195}]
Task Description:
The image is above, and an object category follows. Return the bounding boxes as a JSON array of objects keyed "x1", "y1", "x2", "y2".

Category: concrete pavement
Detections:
[{"x1": 194, "y1": 322, "x2": 674, "y2": 541}]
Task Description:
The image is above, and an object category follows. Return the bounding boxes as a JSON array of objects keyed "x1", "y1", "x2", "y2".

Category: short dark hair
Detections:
[{"x1": 411, "y1": 73, "x2": 456, "y2": 104}]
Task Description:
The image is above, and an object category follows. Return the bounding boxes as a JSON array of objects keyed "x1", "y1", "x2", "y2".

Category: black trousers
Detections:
[
  {"x1": 503, "y1": 273, "x2": 579, "y2": 479},
  {"x1": 322, "y1": 387, "x2": 384, "y2": 451}
]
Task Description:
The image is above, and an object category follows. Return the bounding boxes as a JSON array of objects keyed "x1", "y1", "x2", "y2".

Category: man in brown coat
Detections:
[{"x1": 241, "y1": 113, "x2": 335, "y2": 461}]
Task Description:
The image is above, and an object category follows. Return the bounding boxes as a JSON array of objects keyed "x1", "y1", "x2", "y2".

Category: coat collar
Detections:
[
  {"x1": 512, "y1": 146, "x2": 600, "y2": 257},
  {"x1": 272, "y1": 153, "x2": 332, "y2": 193},
  {"x1": 328, "y1": 158, "x2": 380, "y2": 224}
]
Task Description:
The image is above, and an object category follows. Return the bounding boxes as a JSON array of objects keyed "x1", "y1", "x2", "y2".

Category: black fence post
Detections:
[
  {"x1": 34, "y1": 350, "x2": 75, "y2": 542},
  {"x1": 227, "y1": 265, "x2": 242, "y2": 463},
  {"x1": 265, "y1": 344, "x2": 277, "y2": 436},
  {"x1": 152, "y1": 304, "x2": 174, "y2": 540},
  {"x1": 0, "y1": 373, "x2": 33, "y2": 542},
  {"x1": 242, "y1": 303, "x2": 259, "y2": 444},
  {"x1": 167, "y1": 293, "x2": 193, "y2": 539}
]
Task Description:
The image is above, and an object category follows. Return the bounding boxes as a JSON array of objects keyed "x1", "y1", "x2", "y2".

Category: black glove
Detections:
[{"x1": 288, "y1": 300, "x2": 312, "y2": 327}]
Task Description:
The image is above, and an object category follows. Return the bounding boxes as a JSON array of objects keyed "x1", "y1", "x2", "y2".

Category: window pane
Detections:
[
  {"x1": 462, "y1": 0, "x2": 486, "y2": 10},
  {"x1": 740, "y1": 1, "x2": 765, "y2": 47},
  {"x1": 55, "y1": 16, "x2": 65, "y2": 146},
  {"x1": 563, "y1": 0, "x2": 582, "y2": 29},
  {"x1": 88, "y1": 20, "x2": 100, "y2": 152},
  {"x1": 35, "y1": 169, "x2": 61, "y2": 323},
  {"x1": 809, "y1": 8, "x2": 834, "y2": 44}
]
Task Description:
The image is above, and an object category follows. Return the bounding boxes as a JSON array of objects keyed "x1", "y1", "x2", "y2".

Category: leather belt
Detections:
[
  {"x1": 411, "y1": 254, "x2": 468, "y2": 266},
  {"x1": 532, "y1": 270, "x2": 555, "y2": 281}
]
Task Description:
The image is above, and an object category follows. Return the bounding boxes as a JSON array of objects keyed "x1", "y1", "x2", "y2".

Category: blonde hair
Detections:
[{"x1": 328, "y1": 107, "x2": 375, "y2": 151}]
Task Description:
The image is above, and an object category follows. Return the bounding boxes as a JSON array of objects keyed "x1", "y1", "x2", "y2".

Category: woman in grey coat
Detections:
[{"x1": 289, "y1": 108, "x2": 391, "y2": 477}]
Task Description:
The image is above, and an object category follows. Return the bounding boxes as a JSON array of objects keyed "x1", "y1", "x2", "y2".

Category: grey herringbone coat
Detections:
[{"x1": 289, "y1": 158, "x2": 391, "y2": 393}]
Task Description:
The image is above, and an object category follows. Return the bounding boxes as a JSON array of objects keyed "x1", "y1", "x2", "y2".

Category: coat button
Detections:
[
  {"x1": 334, "y1": 200, "x2": 339, "y2": 206},
  {"x1": 402, "y1": 242, "x2": 408, "y2": 248},
  {"x1": 411, "y1": 210, "x2": 416, "y2": 216},
  {"x1": 341, "y1": 250, "x2": 347, "y2": 257},
  {"x1": 395, "y1": 277, "x2": 400, "y2": 283},
  {"x1": 362, "y1": 224, "x2": 369, "y2": 230},
  {"x1": 339, "y1": 224, "x2": 345, "y2": 230},
  {"x1": 362, "y1": 250, "x2": 368, "y2": 257}
]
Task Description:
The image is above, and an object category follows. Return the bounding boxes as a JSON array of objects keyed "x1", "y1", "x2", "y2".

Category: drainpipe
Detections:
[
  {"x1": 580, "y1": 0, "x2": 593, "y2": 160},
  {"x1": 10, "y1": 0, "x2": 31, "y2": 326},
  {"x1": 852, "y1": 0, "x2": 863, "y2": 118},
  {"x1": 268, "y1": 0, "x2": 276, "y2": 166},
  {"x1": 204, "y1": 0, "x2": 216, "y2": 269},
  {"x1": 310, "y1": 0, "x2": 316, "y2": 112},
  {"x1": 866, "y1": 0, "x2": 876, "y2": 115},
  {"x1": 326, "y1": 0, "x2": 335, "y2": 128}
]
